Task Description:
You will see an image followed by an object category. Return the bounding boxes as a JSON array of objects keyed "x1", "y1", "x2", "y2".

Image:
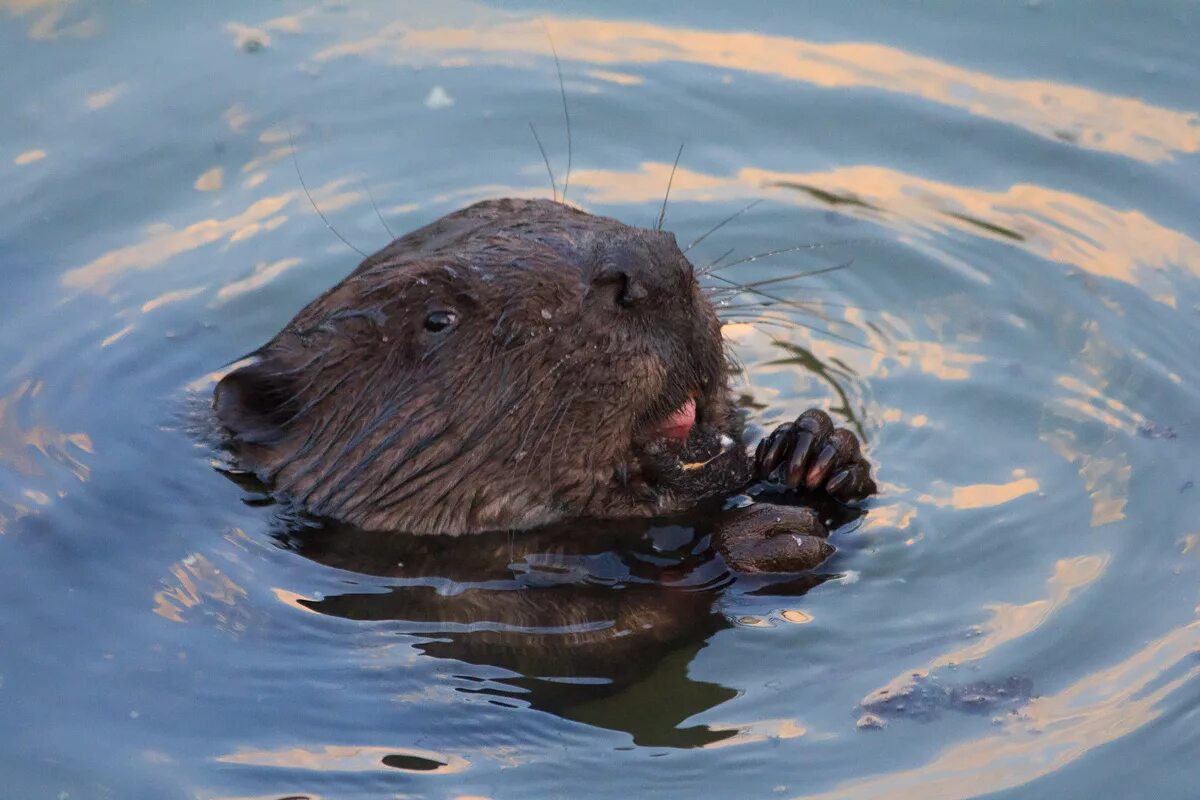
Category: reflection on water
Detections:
[
  {"x1": 216, "y1": 743, "x2": 471, "y2": 774},
  {"x1": 574, "y1": 162, "x2": 1200, "y2": 295},
  {"x1": 0, "y1": 380, "x2": 93, "y2": 533},
  {"x1": 271, "y1": 489, "x2": 853, "y2": 749},
  {"x1": 862, "y1": 555, "x2": 1108, "y2": 706},
  {"x1": 2, "y1": 1, "x2": 1199, "y2": 798},
  {"x1": 313, "y1": 14, "x2": 1200, "y2": 162},
  {"x1": 802, "y1": 618, "x2": 1200, "y2": 800}
]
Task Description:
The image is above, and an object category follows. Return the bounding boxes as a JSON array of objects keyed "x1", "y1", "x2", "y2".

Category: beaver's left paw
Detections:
[
  {"x1": 714, "y1": 504, "x2": 834, "y2": 574},
  {"x1": 754, "y1": 409, "x2": 876, "y2": 501}
]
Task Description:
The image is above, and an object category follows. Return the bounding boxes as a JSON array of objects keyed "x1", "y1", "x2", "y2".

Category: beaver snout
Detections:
[{"x1": 586, "y1": 234, "x2": 690, "y2": 311}]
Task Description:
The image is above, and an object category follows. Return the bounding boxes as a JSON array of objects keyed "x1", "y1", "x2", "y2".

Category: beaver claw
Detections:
[
  {"x1": 753, "y1": 409, "x2": 876, "y2": 501},
  {"x1": 714, "y1": 504, "x2": 833, "y2": 574}
]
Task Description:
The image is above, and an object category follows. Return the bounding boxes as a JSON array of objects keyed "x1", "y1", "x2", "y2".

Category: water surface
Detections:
[{"x1": 2, "y1": 2, "x2": 1199, "y2": 798}]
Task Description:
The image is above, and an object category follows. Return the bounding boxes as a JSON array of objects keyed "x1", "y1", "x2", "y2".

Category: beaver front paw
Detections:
[
  {"x1": 714, "y1": 504, "x2": 833, "y2": 574},
  {"x1": 754, "y1": 409, "x2": 876, "y2": 501}
]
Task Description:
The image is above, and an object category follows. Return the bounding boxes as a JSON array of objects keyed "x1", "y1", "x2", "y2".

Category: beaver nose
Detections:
[
  {"x1": 591, "y1": 240, "x2": 662, "y2": 308},
  {"x1": 592, "y1": 265, "x2": 649, "y2": 308}
]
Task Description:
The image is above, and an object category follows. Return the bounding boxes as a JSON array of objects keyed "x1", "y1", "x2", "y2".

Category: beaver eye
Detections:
[{"x1": 424, "y1": 310, "x2": 457, "y2": 333}]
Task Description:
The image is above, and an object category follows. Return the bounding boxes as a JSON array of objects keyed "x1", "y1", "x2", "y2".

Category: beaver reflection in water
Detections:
[{"x1": 213, "y1": 198, "x2": 876, "y2": 742}]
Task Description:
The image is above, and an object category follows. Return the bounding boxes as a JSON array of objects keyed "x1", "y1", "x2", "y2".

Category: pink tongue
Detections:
[{"x1": 655, "y1": 397, "x2": 696, "y2": 442}]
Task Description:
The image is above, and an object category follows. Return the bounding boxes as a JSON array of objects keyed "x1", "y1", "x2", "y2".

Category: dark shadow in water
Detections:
[
  {"x1": 265, "y1": 494, "x2": 859, "y2": 748},
  {"x1": 943, "y1": 211, "x2": 1026, "y2": 242},
  {"x1": 769, "y1": 180, "x2": 879, "y2": 211}
]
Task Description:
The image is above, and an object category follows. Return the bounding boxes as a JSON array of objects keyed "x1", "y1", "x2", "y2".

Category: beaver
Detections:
[{"x1": 213, "y1": 197, "x2": 876, "y2": 574}]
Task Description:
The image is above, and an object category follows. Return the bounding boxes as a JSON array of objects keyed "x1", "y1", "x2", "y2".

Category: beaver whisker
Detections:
[
  {"x1": 704, "y1": 260, "x2": 854, "y2": 293},
  {"x1": 656, "y1": 142, "x2": 685, "y2": 232},
  {"x1": 513, "y1": 357, "x2": 576, "y2": 461},
  {"x1": 538, "y1": 384, "x2": 586, "y2": 481},
  {"x1": 705, "y1": 271, "x2": 856, "y2": 321},
  {"x1": 713, "y1": 283, "x2": 848, "y2": 298},
  {"x1": 545, "y1": 25, "x2": 573, "y2": 202},
  {"x1": 719, "y1": 302, "x2": 832, "y2": 317},
  {"x1": 683, "y1": 198, "x2": 764, "y2": 253},
  {"x1": 704, "y1": 247, "x2": 736, "y2": 272},
  {"x1": 699, "y1": 240, "x2": 879, "y2": 275},
  {"x1": 718, "y1": 295, "x2": 868, "y2": 312},
  {"x1": 361, "y1": 179, "x2": 396, "y2": 240},
  {"x1": 528, "y1": 122, "x2": 559, "y2": 203},
  {"x1": 722, "y1": 340, "x2": 748, "y2": 381},
  {"x1": 288, "y1": 129, "x2": 367, "y2": 259},
  {"x1": 720, "y1": 310, "x2": 837, "y2": 328}
]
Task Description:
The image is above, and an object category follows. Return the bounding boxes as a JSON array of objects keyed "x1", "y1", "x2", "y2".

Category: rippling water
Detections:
[{"x1": 3, "y1": 2, "x2": 1199, "y2": 798}]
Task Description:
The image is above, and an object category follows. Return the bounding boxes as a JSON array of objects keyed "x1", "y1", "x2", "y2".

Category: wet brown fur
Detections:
[{"x1": 214, "y1": 198, "x2": 751, "y2": 534}]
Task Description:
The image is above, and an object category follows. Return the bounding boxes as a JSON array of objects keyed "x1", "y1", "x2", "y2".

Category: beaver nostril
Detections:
[
  {"x1": 592, "y1": 267, "x2": 649, "y2": 308},
  {"x1": 619, "y1": 274, "x2": 648, "y2": 307}
]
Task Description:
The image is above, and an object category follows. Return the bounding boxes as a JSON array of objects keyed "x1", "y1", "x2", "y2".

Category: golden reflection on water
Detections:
[
  {"x1": 100, "y1": 323, "x2": 134, "y2": 348},
  {"x1": 140, "y1": 285, "x2": 206, "y2": 313},
  {"x1": 62, "y1": 191, "x2": 296, "y2": 291},
  {"x1": 3, "y1": 0, "x2": 101, "y2": 40},
  {"x1": 860, "y1": 502, "x2": 918, "y2": 534},
  {"x1": 215, "y1": 743, "x2": 470, "y2": 774},
  {"x1": 801, "y1": 617, "x2": 1200, "y2": 800},
  {"x1": 917, "y1": 474, "x2": 1039, "y2": 511},
  {"x1": 85, "y1": 82, "x2": 126, "y2": 111},
  {"x1": 0, "y1": 380, "x2": 93, "y2": 532},
  {"x1": 152, "y1": 552, "x2": 249, "y2": 633},
  {"x1": 270, "y1": 587, "x2": 321, "y2": 615},
  {"x1": 586, "y1": 68, "x2": 643, "y2": 86},
  {"x1": 72, "y1": 147, "x2": 1193, "y2": 312},
  {"x1": 701, "y1": 718, "x2": 807, "y2": 749},
  {"x1": 222, "y1": 103, "x2": 251, "y2": 134},
  {"x1": 214, "y1": 257, "x2": 303, "y2": 303},
  {"x1": 13, "y1": 148, "x2": 46, "y2": 165},
  {"x1": 1041, "y1": 428, "x2": 1131, "y2": 528},
  {"x1": 194, "y1": 167, "x2": 224, "y2": 193},
  {"x1": 573, "y1": 163, "x2": 1198, "y2": 296},
  {"x1": 313, "y1": 15, "x2": 1200, "y2": 163},
  {"x1": 1040, "y1": 323, "x2": 1141, "y2": 527}
]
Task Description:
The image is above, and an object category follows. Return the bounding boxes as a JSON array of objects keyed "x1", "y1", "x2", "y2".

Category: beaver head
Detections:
[{"x1": 213, "y1": 198, "x2": 746, "y2": 533}]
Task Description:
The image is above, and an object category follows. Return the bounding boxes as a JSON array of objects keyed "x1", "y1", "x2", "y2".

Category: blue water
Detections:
[{"x1": 2, "y1": 2, "x2": 1199, "y2": 798}]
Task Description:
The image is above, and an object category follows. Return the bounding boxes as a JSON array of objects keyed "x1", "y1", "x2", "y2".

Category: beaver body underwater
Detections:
[{"x1": 213, "y1": 197, "x2": 875, "y2": 573}]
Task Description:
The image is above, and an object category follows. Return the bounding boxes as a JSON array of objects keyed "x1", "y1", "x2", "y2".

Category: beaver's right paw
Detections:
[
  {"x1": 754, "y1": 409, "x2": 876, "y2": 501},
  {"x1": 714, "y1": 504, "x2": 834, "y2": 574}
]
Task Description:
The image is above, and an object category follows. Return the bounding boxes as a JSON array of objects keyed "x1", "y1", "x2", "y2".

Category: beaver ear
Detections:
[{"x1": 213, "y1": 361, "x2": 296, "y2": 445}]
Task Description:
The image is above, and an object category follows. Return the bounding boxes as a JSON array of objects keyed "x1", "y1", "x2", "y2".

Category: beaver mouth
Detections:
[{"x1": 647, "y1": 393, "x2": 699, "y2": 444}]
